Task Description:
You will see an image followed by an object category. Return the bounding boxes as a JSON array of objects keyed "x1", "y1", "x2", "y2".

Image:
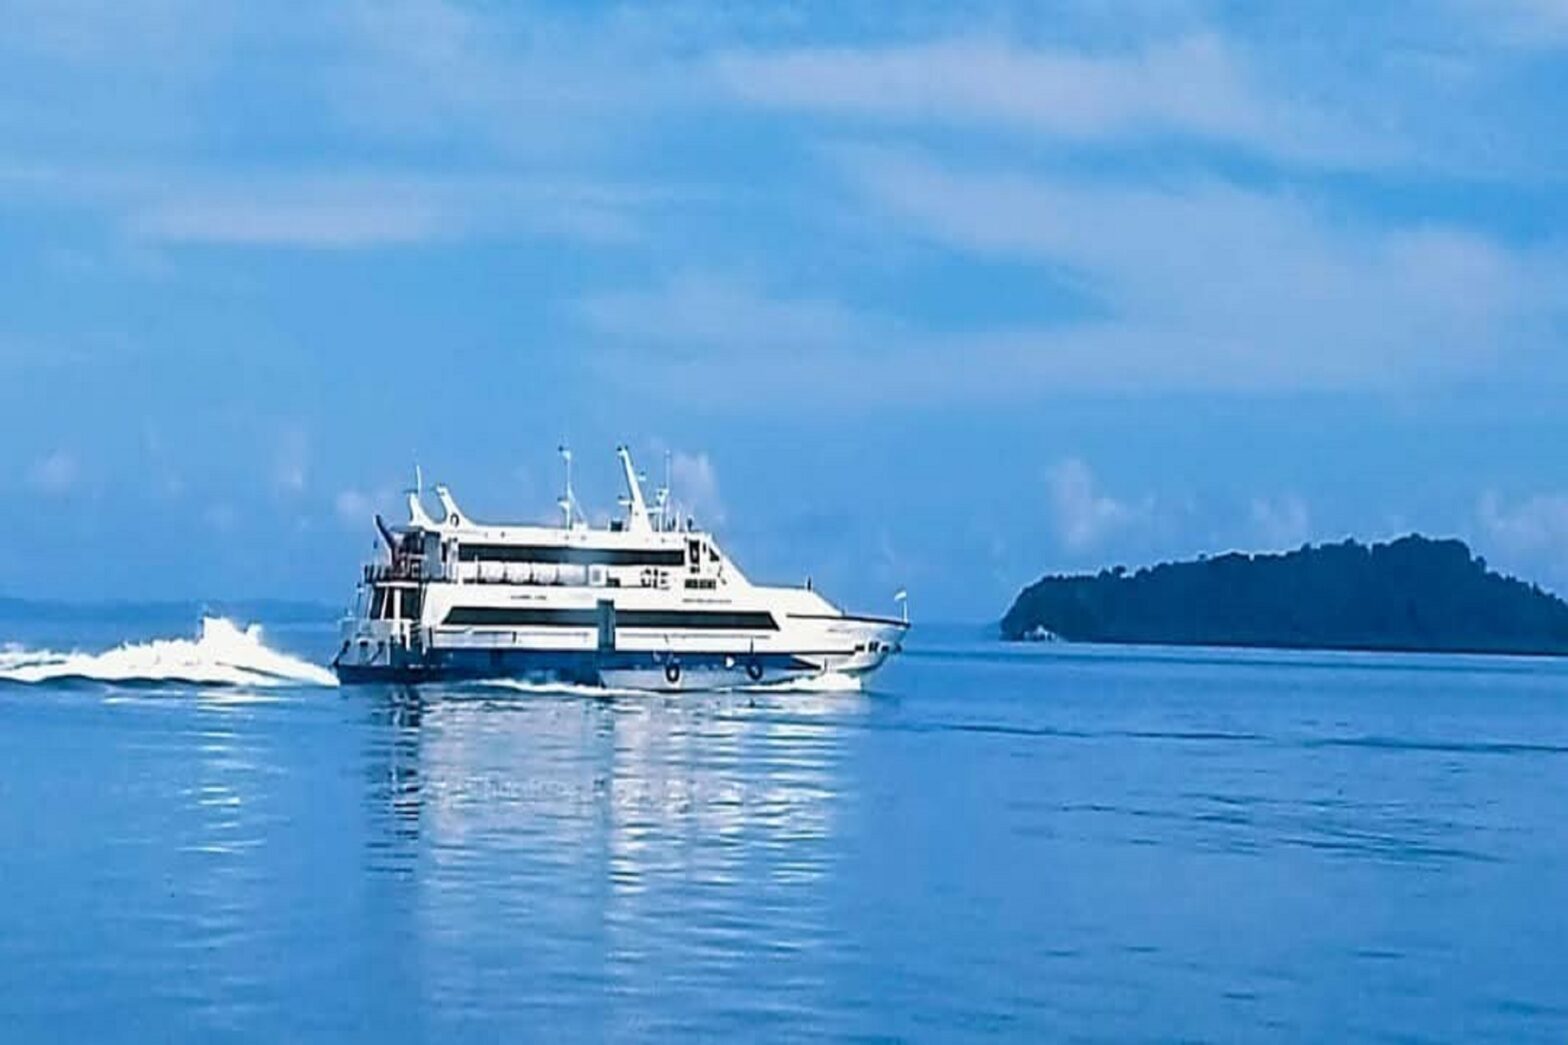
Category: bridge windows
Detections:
[{"x1": 369, "y1": 585, "x2": 422, "y2": 621}]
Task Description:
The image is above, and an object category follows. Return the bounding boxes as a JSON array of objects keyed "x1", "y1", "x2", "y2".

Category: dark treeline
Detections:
[{"x1": 1001, "y1": 535, "x2": 1568, "y2": 655}]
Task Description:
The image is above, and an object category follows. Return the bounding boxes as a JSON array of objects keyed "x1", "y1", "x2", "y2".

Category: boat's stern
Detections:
[{"x1": 333, "y1": 614, "x2": 413, "y2": 681}]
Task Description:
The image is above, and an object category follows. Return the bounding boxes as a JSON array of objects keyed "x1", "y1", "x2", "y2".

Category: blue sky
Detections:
[{"x1": 2, "y1": 0, "x2": 1566, "y2": 620}]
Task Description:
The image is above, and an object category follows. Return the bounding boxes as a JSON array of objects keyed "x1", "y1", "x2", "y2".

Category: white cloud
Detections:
[
  {"x1": 334, "y1": 489, "x2": 376, "y2": 528},
  {"x1": 1047, "y1": 458, "x2": 1149, "y2": 553},
  {"x1": 578, "y1": 273, "x2": 865, "y2": 353},
  {"x1": 670, "y1": 450, "x2": 725, "y2": 527},
  {"x1": 112, "y1": 173, "x2": 656, "y2": 249},
  {"x1": 836, "y1": 149, "x2": 1563, "y2": 391},
  {"x1": 130, "y1": 195, "x2": 446, "y2": 250},
  {"x1": 26, "y1": 449, "x2": 79, "y2": 495},
  {"x1": 569, "y1": 158, "x2": 1563, "y2": 402},
  {"x1": 273, "y1": 428, "x2": 309, "y2": 495},
  {"x1": 1250, "y1": 494, "x2": 1312, "y2": 549},
  {"x1": 0, "y1": 0, "x2": 237, "y2": 158},
  {"x1": 1453, "y1": 0, "x2": 1568, "y2": 47},
  {"x1": 0, "y1": 0, "x2": 684, "y2": 251},
  {"x1": 0, "y1": 0, "x2": 682, "y2": 167},
  {"x1": 715, "y1": 34, "x2": 1398, "y2": 170},
  {"x1": 321, "y1": 0, "x2": 692, "y2": 157},
  {"x1": 202, "y1": 502, "x2": 237, "y2": 532},
  {"x1": 1477, "y1": 491, "x2": 1568, "y2": 584}
]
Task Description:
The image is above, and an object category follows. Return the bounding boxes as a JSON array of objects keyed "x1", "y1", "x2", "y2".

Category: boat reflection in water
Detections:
[{"x1": 356, "y1": 679, "x2": 870, "y2": 1038}]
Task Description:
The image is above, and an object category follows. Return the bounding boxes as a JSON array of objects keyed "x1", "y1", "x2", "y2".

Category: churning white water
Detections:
[{"x1": 0, "y1": 617, "x2": 337, "y2": 688}]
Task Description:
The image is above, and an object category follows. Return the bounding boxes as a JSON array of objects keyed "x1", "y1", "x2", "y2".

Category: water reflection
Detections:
[
  {"x1": 363, "y1": 688, "x2": 425, "y2": 871},
  {"x1": 356, "y1": 685, "x2": 867, "y2": 1038},
  {"x1": 11, "y1": 643, "x2": 1568, "y2": 1041}
]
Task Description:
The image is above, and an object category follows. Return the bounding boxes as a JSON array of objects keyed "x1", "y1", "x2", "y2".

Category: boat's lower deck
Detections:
[
  {"x1": 332, "y1": 646, "x2": 861, "y2": 689},
  {"x1": 333, "y1": 595, "x2": 908, "y2": 689}
]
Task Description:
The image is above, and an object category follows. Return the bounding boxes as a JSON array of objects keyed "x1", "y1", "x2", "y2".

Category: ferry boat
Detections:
[{"x1": 332, "y1": 447, "x2": 908, "y2": 688}]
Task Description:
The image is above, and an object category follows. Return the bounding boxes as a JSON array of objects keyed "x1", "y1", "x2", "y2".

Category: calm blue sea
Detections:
[{"x1": 1, "y1": 614, "x2": 1566, "y2": 1042}]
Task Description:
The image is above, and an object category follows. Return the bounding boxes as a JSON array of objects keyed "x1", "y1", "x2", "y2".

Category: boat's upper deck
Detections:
[{"x1": 369, "y1": 448, "x2": 745, "y2": 593}]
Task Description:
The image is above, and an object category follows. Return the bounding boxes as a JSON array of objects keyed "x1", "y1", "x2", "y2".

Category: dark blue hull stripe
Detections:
[{"x1": 334, "y1": 648, "x2": 844, "y2": 685}]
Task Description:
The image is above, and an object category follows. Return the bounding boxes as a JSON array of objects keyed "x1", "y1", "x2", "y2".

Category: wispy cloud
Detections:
[
  {"x1": 835, "y1": 148, "x2": 1564, "y2": 391},
  {"x1": 0, "y1": 0, "x2": 704, "y2": 251},
  {"x1": 569, "y1": 155, "x2": 1564, "y2": 403},
  {"x1": 716, "y1": 34, "x2": 1396, "y2": 170},
  {"x1": 26, "y1": 449, "x2": 79, "y2": 496},
  {"x1": 273, "y1": 427, "x2": 309, "y2": 495},
  {"x1": 1250, "y1": 494, "x2": 1312, "y2": 550},
  {"x1": 202, "y1": 501, "x2": 238, "y2": 533},
  {"x1": 1453, "y1": 0, "x2": 1568, "y2": 47},
  {"x1": 0, "y1": 165, "x2": 664, "y2": 249},
  {"x1": 199, "y1": 175, "x2": 655, "y2": 248},
  {"x1": 1047, "y1": 458, "x2": 1152, "y2": 554},
  {"x1": 130, "y1": 196, "x2": 446, "y2": 250},
  {"x1": 578, "y1": 273, "x2": 865, "y2": 353},
  {"x1": 1477, "y1": 490, "x2": 1568, "y2": 587},
  {"x1": 670, "y1": 450, "x2": 725, "y2": 527},
  {"x1": 334, "y1": 489, "x2": 376, "y2": 529},
  {"x1": 321, "y1": 0, "x2": 696, "y2": 158}
]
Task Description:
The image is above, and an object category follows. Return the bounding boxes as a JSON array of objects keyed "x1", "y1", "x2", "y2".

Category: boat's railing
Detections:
[{"x1": 364, "y1": 562, "x2": 424, "y2": 583}]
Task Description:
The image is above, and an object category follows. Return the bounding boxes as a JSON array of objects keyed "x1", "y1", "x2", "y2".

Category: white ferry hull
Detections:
[{"x1": 332, "y1": 611, "x2": 906, "y2": 689}]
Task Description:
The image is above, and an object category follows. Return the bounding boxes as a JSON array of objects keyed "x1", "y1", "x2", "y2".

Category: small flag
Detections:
[{"x1": 894, "y1": 589, "x2": 908, "y2": 602}]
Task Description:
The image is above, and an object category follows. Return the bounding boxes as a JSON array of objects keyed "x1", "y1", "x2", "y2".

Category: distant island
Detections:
[
  {"x1": 1001, "y1": 535, "x2": 1568, "y2": 656},
  {"x1": 0, "y1": 597, "x2": 335, "y2": 624}
]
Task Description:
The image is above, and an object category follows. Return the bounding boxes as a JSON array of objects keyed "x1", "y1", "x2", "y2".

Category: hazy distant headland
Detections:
[
  {"x1": 1002, "y1": 535, "x2": 1568, "y2": 656},
  {"x1": 0, "y1": 597, "x2": 335, "y2": 625}
]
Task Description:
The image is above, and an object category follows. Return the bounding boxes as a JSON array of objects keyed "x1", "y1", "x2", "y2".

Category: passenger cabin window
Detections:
[{"x1": 370, "y1": 586, "x2": 419, "y2": 620}]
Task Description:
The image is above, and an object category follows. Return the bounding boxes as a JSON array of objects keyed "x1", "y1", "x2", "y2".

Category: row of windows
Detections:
[
  {"x1": 456, "y1": 544, "x2": 686, "y2": 567},
  {"x1": 369, "y1": 586, "x2": 423, "y2": 621},
  {"x1": 443, "y1": 606, "x2": 777, "y2": 630}
]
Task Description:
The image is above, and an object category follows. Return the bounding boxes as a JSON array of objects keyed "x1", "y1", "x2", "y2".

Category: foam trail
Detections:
[
  {"x1": 464, "y1": 678, "x2": 648, "y2": 699},
  {"x1": 747, "y1": 672, "x2": 862, "y2": 694},
  {"x1": 0, "y1": 617, "x2": 337, "y2": 688}
]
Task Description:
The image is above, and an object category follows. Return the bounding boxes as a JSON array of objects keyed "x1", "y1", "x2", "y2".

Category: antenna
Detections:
[
  {"x1": 895, "y1": 588, "x2": 909, "y2": 624},
  {"x1": 405, "y1": 461, "x2": 436, "y2": 528},
  {"x1": 557, "y1": 443, "x2": 576, "y2": 528},
  {"x1": 658, "y1": 449, "x2": 672, "y2": 532},
  {"x1": 616, "y1": 445, "x2": 652, "y2": 533}
]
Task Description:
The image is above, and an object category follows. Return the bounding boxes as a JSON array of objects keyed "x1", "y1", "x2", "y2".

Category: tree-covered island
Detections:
[{"x1": 1001, "y1": 535, "x2": 1568, "y2": 655}]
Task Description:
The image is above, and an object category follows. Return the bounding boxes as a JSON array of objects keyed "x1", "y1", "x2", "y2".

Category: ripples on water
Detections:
[{"x1": 1, "y1": 627, "x2": 1567, "y2": 1041}]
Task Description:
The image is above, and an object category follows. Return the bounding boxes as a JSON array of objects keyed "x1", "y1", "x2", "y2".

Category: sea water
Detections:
[{"x1": 1, "y1": 614, "x2": 1565, "y2": 1041}]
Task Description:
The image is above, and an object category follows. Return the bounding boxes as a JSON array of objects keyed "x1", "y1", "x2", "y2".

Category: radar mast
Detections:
[{"x1": 617, "y1": 445, "x2": 653, "y2": 534}]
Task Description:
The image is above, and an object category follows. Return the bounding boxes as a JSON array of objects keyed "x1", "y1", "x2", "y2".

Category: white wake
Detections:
[
  {"x1": 734, "y1": 671, "x2": 861, "y2": 694},
  {"x1": 466, "y1": 678, "x2": 649, "y2": 699},
  {"x1": 0, "y1": 617, "x2": 337, "y2": 688}
]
